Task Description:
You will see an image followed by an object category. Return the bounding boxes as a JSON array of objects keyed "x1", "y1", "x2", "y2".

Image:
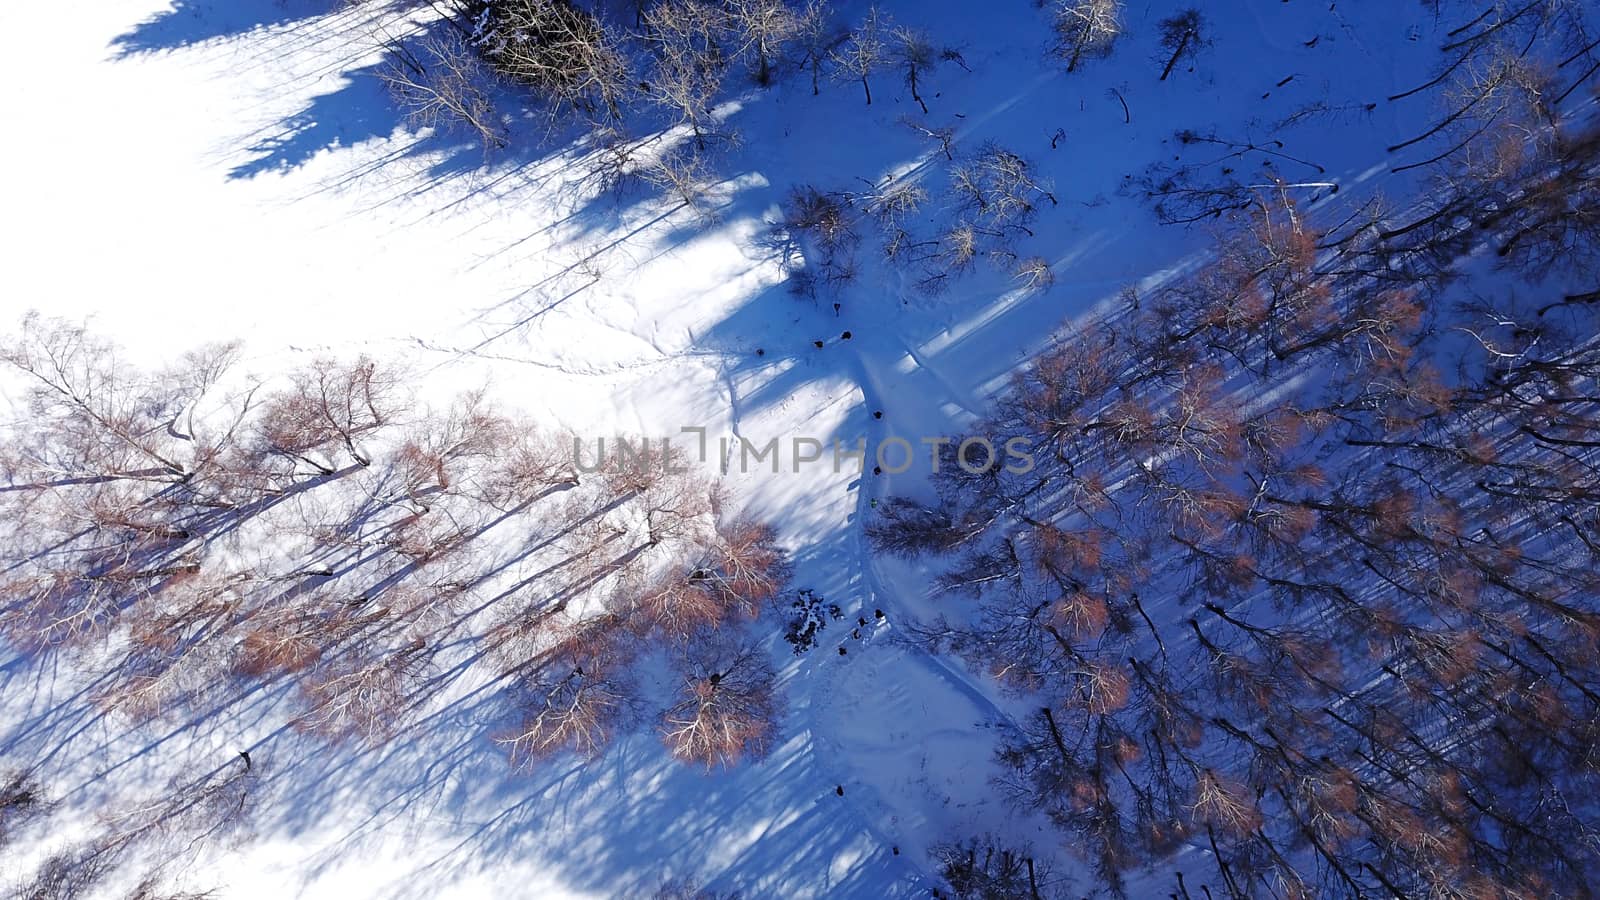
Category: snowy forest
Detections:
[{"x1": 3, "y1": 0, "x2": 1600, "y2": 897}]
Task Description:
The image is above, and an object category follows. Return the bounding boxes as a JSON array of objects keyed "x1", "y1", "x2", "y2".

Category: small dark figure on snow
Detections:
[
  {"x1": 835, "y1": 785, "x2": 845, "y2": 796},
  {"x1": 838, "y1": 646, "x2": 848, "y2": 656},
  {"x1": 874, "y1": 609, "x2": 885, "y2": 620},
  {"x1": 814, "y1": 340, "x2": 825, "y2": 348},
  {"x1": 238, "y1": 750, "x2": 252, "y2": 770},
  {"x1": 841, "y1": 331, "x2": 852, "y2": 340},
  {"x1": 873, "y1": 410, "x2": 883, "y2": 419},
  {"x1": 858, "y1": 617, "x2": 868, "y2": 627}
]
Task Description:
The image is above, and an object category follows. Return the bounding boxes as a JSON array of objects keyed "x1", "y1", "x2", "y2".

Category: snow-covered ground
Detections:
[{"x1": 0, "y1": 0, "x2": 1567, "y2": 896}]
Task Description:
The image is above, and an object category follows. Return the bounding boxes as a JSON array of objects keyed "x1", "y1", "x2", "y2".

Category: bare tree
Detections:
[
  {"x1": 481, "y1": 424, "x2": 581, "y2": 508},
  {"x1": 464, "y1": 0, "x2": 633, "y2": 125},
  {"x1": 392, "y1": 390, "x2": 511, "y2": 505},
  {"x1": 1189, "y1": 769, "x2": 1263, "y2": 837},
  {"x1": 867, "y1": 496, "x2": 961, "y2": 558},
  {"x1": 646, "y1": 144, "x2": 722, "y2": 214},
  {"x1": 14, "y1": 840, "x2": 123, "y2": 900},
  {"x1": 1390, "y1": 49, "x2": 1555, "y2": 162},
  {"x1": 915, "y1": 222, "x2": 981, "y2": 293},
  {"x1": 901, "y1": 116, "x2": 956, "y2": 160},
  {"x1": 636, "y1": 516, "x2": 788, "y2": 640},
  {"x1": 791, "y1": 0, "x2": 840, "y2": 96},
  {"x1": 727, "y1": 0, "x2": 800, "y2": 86},
  {"x1": 1156, "y1": 8, "x2": 1207, "y2": 81},
  {"x1": 949, "y1": 143, "x2": 1058, "y2": 236},
  {"x1": 861, "y1": 176, "x2": 928, "y2": 261},
  {"x1": 784, "y1": 184, "x2": 855, "y2": 246},
  {"x1": 702, "y1": 517, "x2": 789, "y2": 613},
  {"x1": 151, "y1": 757, "x2": 260, "y2": 852},
  {"x1": 498, "y1": 614, "x2": 638, "y2": 764},
  {"x1": 933, "y1": 833, "x2": 1060, "y2": 899},
  {"x1": 891, "y1": 25, "x2": 937, "y2": 114},
  {"x1": 644, "y1": 0, "x2": 735, "y2": 149},
  {"x1": 232, "y1": 597, "x2": 332, "y2": 679},
  {"x1": 887, "y1": 177, "x2": 1600, "y2": 897},
  {"x1": 573, "y1": 123, "x2": 646, "y2": 196},
  {"x1": 660, "y1": 637, "x2": 779, "y2": 768},
  {"x1": 381, "y1": 30, "x2": 506, "y2": 150},
  {"x1": 1012, "y1": 256, "x2": 1056, "y2": 291},
  {"x1": 0, "y1": 770, "x2": 47, "y2": 852},
  {"x1": 1050, "y1": 0, "x2": 1123, "y2": 73},
  {"x1": 780, "y1": 184, "x2": 859, "y2": 296},
  {"x1": 0, "y1": 570, "x2": 118, "y2": 651},
  {"x1": 831, "y1": 6, "x2": 887, "y2": 105},
  {"x1": 80, "y1": 754, "x2": 260, "y2": 882},
  {"x1": 296, "y1": 637, "x2": 433, "y2": 743},
  {"x1": 96, "y1": 572, "x2": 245, "y2": 721},
  {"x1": 639, "y1": 473, "x2": 716, "y2": 551},
  {"x1": 861, "y1": 177, "x2": 927, "y2": 228},
  {"x1": 256, "y1": 355, "x2": 403, "y2": 473},
  {"x1": 0, "y1": 314, "x2": 244, "y2": 487},
  {"x1": 905, "y1": 143, "x2": 1058, "y2": 292},
  {"x1": 0, "y1": 315, "x2": 807, "y2": 855}
]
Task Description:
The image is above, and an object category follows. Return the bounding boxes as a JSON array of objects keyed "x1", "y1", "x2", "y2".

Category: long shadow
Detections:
[
  {"x1": 216, "y1": 21, "x2": 649, "y2": 252},
  {"x1": 108, "y1": 6, "x2": 540, "y2": 192},
  {"x1": 240, "y1": 613, "x2": 925, "y2": 898},
  {"x1": 111, "y1": 0, "x2": 335, "y2": 58},
  {"x1": 6, "y1": 82, "x2": 1100, "y2": 900},
  {"x1": 228, "y1": 61, "x2": 405, "y2": 180},
  {"x1": 13, "y1": 0, "x2": 1481, "y2": 895}
]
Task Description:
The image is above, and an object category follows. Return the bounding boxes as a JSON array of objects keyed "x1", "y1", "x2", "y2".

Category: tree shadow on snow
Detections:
[
  {"x1": 226, "y1": 60, "x2": 407, "y2": 180},
  {"x1": 21, "y1": 0, "x2": 1254, "y2": 895},
  {"x1": 110, "y1": 0, "x2": 342, "y2": 58}
]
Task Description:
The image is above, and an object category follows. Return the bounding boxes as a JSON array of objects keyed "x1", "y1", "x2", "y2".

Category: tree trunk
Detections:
[
  {"x1": 1159, "y1": 31, "x2": 1191, "y2": 81},
  {"x1": 910, "y1": 68, "x2": 927, "y2": 113}
]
